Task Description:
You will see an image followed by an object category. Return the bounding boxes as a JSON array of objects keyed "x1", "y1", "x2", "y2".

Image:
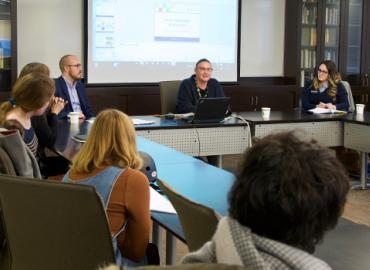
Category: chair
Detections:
[
  {"x1": 159, "y1": 80, "x2": 181, "y2": 114},
  {"x1": 102, "y1": 263, "x2": 248, "y2": 270},
  {"x1": 134, "y1": 263, "x2": 248, "y2": 270},
  {"x1": 341, "y1": 81, "x2": 355, "y2": 112},
  {"x1": 0, "y1": 129, "x2": 41, "y2": 178},
  {"x1": 0, "y1": 175, "x2": 115, "y2": 270},
  {"x1": 156, "y1": 179, "x2": 221, "y2": 252}
]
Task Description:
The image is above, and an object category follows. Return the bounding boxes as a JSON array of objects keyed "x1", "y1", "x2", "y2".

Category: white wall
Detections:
[
  {"x1": 17, "y1": 0, "x2": 285, "y2": 78},
  {"x1": 17, "y1": 0, "x2": 83, "y2": 78},
  {"x1": 240, "y1": 0, "x2": 285, "y2": 76}
]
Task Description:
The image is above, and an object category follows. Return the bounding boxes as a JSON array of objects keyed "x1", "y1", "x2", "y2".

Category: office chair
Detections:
[
  {"x1": 0, "y1": 175, "x2": 115, "y2": 270},
  {"x1": 159, "y1": 80, "x2": 181, "y2": 114},
  {"x1": 341, "y1": 81, "x2": 355, "y2": 112},
  {"x1": 156, "y1": 179, "x2": 221, "y2": 252},
  {"x1": 119, "y1": 263, "x2": 248, "y2": 270}
]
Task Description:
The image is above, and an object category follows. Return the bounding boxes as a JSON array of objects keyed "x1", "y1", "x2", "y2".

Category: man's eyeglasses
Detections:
[
  {"x1": 318, "y1": 69, "x2": 328, "y2": 74},
  {"x1": 198, "y1": 67, "x2": 213, "y2": 72},
  {"x1": 68, "y1": 64, "x2": 82, "y2": 68}
]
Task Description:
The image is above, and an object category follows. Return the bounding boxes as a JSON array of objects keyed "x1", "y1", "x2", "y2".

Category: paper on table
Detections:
[
  {"x1": 308, "y1": 107, "x2": 347, "y2": 114},
  {"x1": 150, "y1": 187, "x2": 177, "y2": 214},
  {"x1": 175, "y1": 112, "x2": 194, "y2": 119},
  {"x1": 309, "y1": 107, "x2": 334, "y2": 114},
  {"x1": 132, "y1": 118, "x2": 155, "y2": 125}
]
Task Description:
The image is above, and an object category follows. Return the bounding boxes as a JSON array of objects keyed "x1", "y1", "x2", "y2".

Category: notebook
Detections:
[
  {"x1": 186, "y1": 97, "x2": 230, "y2": 124},
  {"x1": 72, "y1": 134, "x2": 88, "y2": 142}
]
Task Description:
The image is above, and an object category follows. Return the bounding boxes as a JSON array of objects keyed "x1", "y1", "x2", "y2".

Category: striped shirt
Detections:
[{"x1": 24, "y1": 127, "x2": 39, "y2": 160}]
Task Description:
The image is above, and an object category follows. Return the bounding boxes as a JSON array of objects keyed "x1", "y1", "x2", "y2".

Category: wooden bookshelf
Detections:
[{"x1": 285, "y1": 0, "x2": 370, "y2": 111}]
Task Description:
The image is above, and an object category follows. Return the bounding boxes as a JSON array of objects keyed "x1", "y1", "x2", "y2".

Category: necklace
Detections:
[{"x1": 195, "y1": 79, "x2": 208, "y2": 98}]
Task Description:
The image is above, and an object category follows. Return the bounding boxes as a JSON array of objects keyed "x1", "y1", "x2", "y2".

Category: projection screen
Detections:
[{"x1": 86, "y1": 0, "x2": 240, "y2": 84}]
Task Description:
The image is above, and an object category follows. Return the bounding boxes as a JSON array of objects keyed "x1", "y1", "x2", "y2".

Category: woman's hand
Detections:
[
  {"x1": 317, "y1": 102, "x2": 336, "y2": 110},
  {"x1": 325, "y1": 103, "x2": 336, "y2": 110},
  {"x1": 317, "y1": 102, "x2": 327, "y2": 108},
  {"x1": 50, "y1": 96, "x2": 67, "y2": 115}
]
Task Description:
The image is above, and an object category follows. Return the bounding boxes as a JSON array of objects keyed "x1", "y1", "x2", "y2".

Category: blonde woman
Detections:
[
  {"x1": 0, "y1": 73, "x2": 55, "y2": 159},
  {"x1": 301, "y1": 60, "x2": 349, "y2": 111},
  {"x1": 62, "y1": 109, "x2": 150, "y2": 265}
]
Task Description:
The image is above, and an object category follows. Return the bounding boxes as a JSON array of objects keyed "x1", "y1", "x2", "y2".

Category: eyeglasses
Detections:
[
  {"x1": 68, "y1": 64, "x2": 82, "y2": 68},
  {"x1": 318, "y1": 69, "x2": 328, "y2": 74},
  {"x1": 198, "y1": 67, "x2": 213, "y2": 72}
]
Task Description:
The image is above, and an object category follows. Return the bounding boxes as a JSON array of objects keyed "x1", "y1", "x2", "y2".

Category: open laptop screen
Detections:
[{"x1": 190, "y1": 97, "x2": 230, "y2": 123}]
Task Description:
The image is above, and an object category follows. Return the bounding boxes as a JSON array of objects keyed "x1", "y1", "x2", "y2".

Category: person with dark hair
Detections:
[
  {"x1": 176, "y1": 58, "x2": 225, "y2": 114},
  {"x1": 0, "y1": 73, "x2": 55, "y2": 160},
  {"x1": 19, "y1": 62, "x2": 66, "y2": 148},
  {"x1": 55, "y1": 54, "x2": 94, "y2": 119},
  {"x1": 301, "y1": 60, "x2": 349, "y2": 111},
  {"x1": 182, "y1": 132, "x2": 350, "y2": 269},
  {"x1": 18, "y1": 62, "x2": 69, "y2": 177},
  {"x1": 176, "y1": 58, "x2": 227, "y2": 166},
  {"x1": 19, "y1": 62, "x2": 51, "y2": 78}
]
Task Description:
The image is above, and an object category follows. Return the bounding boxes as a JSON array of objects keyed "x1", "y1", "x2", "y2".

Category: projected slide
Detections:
[
  {"x1": 153, "y1": 3, "x2": 200, "y2": 42},
  {"x1": 87, "y1": 0, "x2": 239, "y2": 84}
]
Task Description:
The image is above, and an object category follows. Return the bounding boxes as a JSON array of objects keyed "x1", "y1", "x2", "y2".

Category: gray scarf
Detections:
[{"x1": 182, "y1": 217, "x2": 331, "y2": 270}]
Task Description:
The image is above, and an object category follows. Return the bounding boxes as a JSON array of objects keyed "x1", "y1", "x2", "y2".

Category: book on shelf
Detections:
[
  {"x1": 302, "y1": 5, "x2": 317, "y2": 25},
  {"x1": 325, "y1": 28, "x2": 338, "y2": 46},
  {"x1": 310, "y1": 28, "x2": 316, "y2": 46},
  {"x1": 301, "y1": 28, "x2": 310, "y2": 46},
  {"x1": 325, "y1": 7, "x2": 339, "y2": 25}
]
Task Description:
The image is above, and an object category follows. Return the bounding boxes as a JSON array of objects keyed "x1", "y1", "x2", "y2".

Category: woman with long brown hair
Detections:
[
  {"x1": 19, "y1": 62, "x2": 69, "y2": 177},
  {"x1": 301, "y1": 60, "x2": 349, "y2": 111},
  {"x1": 0, "y1": 73, "x2": 55, "y2": 159}
]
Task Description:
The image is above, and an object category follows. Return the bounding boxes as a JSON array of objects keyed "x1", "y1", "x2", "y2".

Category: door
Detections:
[{"x1": 341, "y1": 0, "x2": 370, "y2": 109}]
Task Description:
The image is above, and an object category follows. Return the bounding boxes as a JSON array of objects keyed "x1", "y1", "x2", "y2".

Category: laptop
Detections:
[{"x1": 186, "y1": 97, "x2": 230, "y2": 124}]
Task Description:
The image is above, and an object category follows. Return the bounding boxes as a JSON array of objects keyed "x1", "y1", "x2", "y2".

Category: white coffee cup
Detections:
[
  {"x1": 69, "y1": 112, "x2": 80, "y2": 124},
  {"x1": 356, "y1": 104, "x2": 365, "y2": 114},
  {"x1": 261, "y1": 107, "x2": 271, "y2": 119}
]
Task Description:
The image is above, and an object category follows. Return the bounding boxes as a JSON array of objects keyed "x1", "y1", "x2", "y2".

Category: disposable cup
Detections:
[
  {"x1": 69, "y1": 112, "x2": 80, "y2": 124},
  {"x1": 356, "y1": 104, "x2": 365, "y2": 114},
  {"x1": 261, "y1": 107, "x2": 271, "y2": 119}
]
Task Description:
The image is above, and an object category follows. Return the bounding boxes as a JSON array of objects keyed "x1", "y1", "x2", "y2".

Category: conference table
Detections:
[
  {"x1": 53, "y1": 113, "x2": 370, "y2": 268},
  {"x1": 343, "y1": 113, "x2": 370, "y2": 188},
  {"x1": 133, "y1": 115, "x2": 250, "y2": 159},
  {"x1": 237, "y1": 110, "x2": 344, "y2": 146},
  {"x1": 238, "y1": 111, "x2": 370, "y2": 189},
  {"x1": 131, "y1": 111, "x2": 370, "y2": 189}
]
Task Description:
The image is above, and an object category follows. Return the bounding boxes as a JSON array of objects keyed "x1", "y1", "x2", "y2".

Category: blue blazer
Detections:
[
  {"x1": 301, "y1": 80, "x2": 349, "y2": 111},
  {"x1": 54, "y1": 76, "x2": 94, "y2": 119}
]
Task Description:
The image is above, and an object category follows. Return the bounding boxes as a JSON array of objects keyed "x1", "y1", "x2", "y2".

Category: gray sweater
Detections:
[{"x1": 0, "y1": 128, "x2": 41, "y2": 178}]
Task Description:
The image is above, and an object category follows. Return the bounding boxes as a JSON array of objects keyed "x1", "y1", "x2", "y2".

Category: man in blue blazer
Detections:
[{"x1": 55, "y1": 55, "x2": 94, "y2": 119}]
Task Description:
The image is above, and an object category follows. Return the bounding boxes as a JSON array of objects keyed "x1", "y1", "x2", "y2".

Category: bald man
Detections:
[{"x1": 55, "y1": 55, "x2": 94, "y2": 119}]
